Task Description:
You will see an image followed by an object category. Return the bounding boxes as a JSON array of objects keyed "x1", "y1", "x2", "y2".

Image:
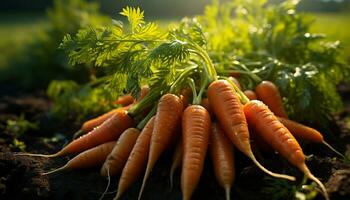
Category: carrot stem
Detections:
[
  {"x1": 169, "y1": 65, "x2": 197, "y2": 94},
  {"x1": 136, "y1": 106, "x2": 157, "y2": 130}
]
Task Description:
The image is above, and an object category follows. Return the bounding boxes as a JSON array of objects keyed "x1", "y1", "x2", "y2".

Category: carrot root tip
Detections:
[
  {"x1": 14, "y1": 152, "x2": 60, "y2": 158},
  {"x1": 99, "y1": 168, "x2": 111, "y2": 200},
  {"x1": 224, "y1": 185, "x2": 231, "y2": 200},
  {"x1": 250, "y1": 153, "x2": 296, "y2": 181},
  {"x1": 41, "y1": 165, "x2": 66, "y2": 176},
  {"x1": 322, "y1": 141, "x2": 345, "y2": 159}
]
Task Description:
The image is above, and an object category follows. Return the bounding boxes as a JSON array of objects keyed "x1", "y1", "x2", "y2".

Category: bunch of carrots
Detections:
[{"x1": 17, "y1": 63, "x2": 344, "y2": 200}]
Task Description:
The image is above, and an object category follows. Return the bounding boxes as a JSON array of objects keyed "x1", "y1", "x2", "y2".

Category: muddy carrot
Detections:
[
  {"x1": 244, "y1": 100, "x2": 329, "y2": 200},
  {"x1": 207, "y1": 80, "x2": 295, "y2": 181}
]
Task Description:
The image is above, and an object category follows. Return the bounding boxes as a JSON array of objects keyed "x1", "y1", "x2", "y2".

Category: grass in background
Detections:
[
  {"x1": 311, "y1": 12, "x2": 350, "y2": 59},
  {"x1": 0, "y1": 14, "x2": 48, "y2": 68},
  {"x1": 0, "y1": 12, "x2": 349, "y2": 70}
]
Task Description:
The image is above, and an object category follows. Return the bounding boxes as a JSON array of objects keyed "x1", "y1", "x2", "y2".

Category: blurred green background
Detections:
[{"x1": 0, "y1": 0, "x2": 349, "y2": 91}]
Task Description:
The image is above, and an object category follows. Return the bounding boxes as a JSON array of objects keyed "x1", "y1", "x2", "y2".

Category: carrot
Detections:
[
  {"x1": 201, "y1": 98, "x2": 213, "y2": 117},
  {"x1": 209, "y1": 122, "x2": 235, "y2": 200},
  {"x1": 181, "y1": 105, "x2": 211, "y2": 200},
  {"x1": 100, "y1": 128, "x2": 140, "y2": 177},
  {"x1": 244, "y1": 100, "x2": 329, "y2": 200},
  {"x1": 207, "y1": 80, "x2": 295, "y2": 181},
  {"x1": 244, "y1": 90, "x2": 257, "y2": 100},
  {"x1": 138, "y1": 85, "x2": 150, "y2": 101},
  {"x1": 17, "y1": 110, "x2": 133, "y2": 158},
  {"x1": 114, "y1": 94, "x2": 135, "y2": 106},
  {"x1": 42, "y1": 141, "x2": 116, "y2": 175},
  {"x1": 255, "y1": 80, "x2": 288, "y2": 118},
  {"x1": 277, "y1": 117, "x2": 344, "y2": 158},
  {"x1": 115, "y1": 117, "x2": 155, "y2": 200},
  {"x1": 138, "y1": 94, "x2": 183, "y2": 199},
  {"x1": 228, "y1": 76, "x2": 241, "y2": 90},
  {"x1": 73, "y1": 105, "x2": 131, "y2": 139},
  {"x1": 169, "y1": 137, "x2": 183, "y2": 190}
]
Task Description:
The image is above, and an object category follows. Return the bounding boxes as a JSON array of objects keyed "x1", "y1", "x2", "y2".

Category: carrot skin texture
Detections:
[
  {"x1": 244, "y1": 100, "x2": 304, "y2": 166},
  {"x1": 100, "y1": 128, "x2": 140, "y2": 177},
  {"x1": 208, "y1": 80, "x2": 295, "y2": 181},
  {"x1": 244, "y1": 100, "x2": 329, "y2": 200},
  {"x1": 244, "y1": 90, "x2": 257, "y2": 100},
  {"x1": 43, "y1": 141, "x2": 116, "y2": 175},
  {"x1": 139, "y1": 94, "x2": 183, "y2": 199},
  {"x1": 207, "y1": 80, "x2": 251, "y2": 154},
  {"x1": 277, "y1": 117, "x2": 323, "y2": 143},
  {"x1": 201, "y1": 98, "x2": 213, "y2": 117},
  {"x1": 59, "y1": 110, "x2": 133, "y2": 157},
  {"x1": 255, "y1": 81, "x2": 288, "y2": 118},
  {"x1": 115, "y1": 117, "x2": 155, "y2": 200},
  {"x1": 210, "y1": 122, "x2": 235, "y2": 200},
  {"x1": 80, "y1": 106, "x2": 130, "y2": 133},
  {"x1": 181, "y1": 105, "x2": 211, "y2": 200}
]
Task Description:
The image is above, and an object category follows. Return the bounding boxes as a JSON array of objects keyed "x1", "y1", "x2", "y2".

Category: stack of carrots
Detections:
[{"x1": 17, "y1": 72, "x2": 343, "y2": 200}]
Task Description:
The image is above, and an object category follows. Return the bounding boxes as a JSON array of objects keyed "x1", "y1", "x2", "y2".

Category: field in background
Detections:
[
  {"x1": 0, "y1": 14, "x2": 47, "y2": 68},
  {"x1": 0, "y1": 12, "x2": 349, "y2": 69}
]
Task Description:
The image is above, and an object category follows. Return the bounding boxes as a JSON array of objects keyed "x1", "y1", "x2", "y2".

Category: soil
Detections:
[{"x1": 1, "y1": 83, "x2": 350, "y2": 200}]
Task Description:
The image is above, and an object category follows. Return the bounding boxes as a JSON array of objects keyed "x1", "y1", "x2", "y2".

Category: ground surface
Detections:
[{"x1": 0, "y1": 83, "x2": 350, "y2": 200}]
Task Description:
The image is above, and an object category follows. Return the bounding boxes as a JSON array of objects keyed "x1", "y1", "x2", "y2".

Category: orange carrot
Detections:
[
  {"x1": 277, "y1": 117, "x2": 344, "y2": 158},
  {"x1": 138, "y1": 85, "x2": 150, "y2": 101},
  {"x1": 228, "y1": 76, "x2": 241, "y2": 90},
  {"x1": 201, "y1": 98, "x2": 213, "y2": 117},
  {"x1": 181, "y1": 105, "x2": 211, "y2": 200},
  {"x1": 73, "y1": 106, "x2": 131, "y2": 139},
  {"x1": 100, "y1": 128, "x2": 140, "y2": 177},
  {"x1": 138, "y1": 94, "x2": 183, "y2": 199},
  {"x1": 169, "y1": 137, "x2": 183, "y2": 190},
  {"x1": 114, "y1": 94, "x2": 135, "y2": 106},
  {"x1": 244, "y1": 90, "x2": 257, "y2": 100},
  {"x1": 207, "y1": 80, "x2": 295, "y2": 181},
  {"x1": 18, "y1": 110, "x2": 133, "y2": 158},
  {"x1": 115, "y1": 117, "x2": 155, "y2": 200},
  {"x1": 210, "y1": 122, "x2": 235, "y2": 200},
  {"x1": 244, "y1": 100, "x2": 329, "y2": 200},
  {"x1": 255, "y1": 80, "x2": 288, "y2": 118},
  {"x1": 42, "y1": 141, "x2": 116, "y2": 175}
]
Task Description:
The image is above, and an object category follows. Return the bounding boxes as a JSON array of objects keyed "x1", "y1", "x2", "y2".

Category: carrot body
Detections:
[
  {"x1": 80, "y1": 106, "x2": 130, "y2": 133},
  {"x1": 100, "y1": 128, "x2": 140, "y2": 177},
  {"x1": 201, "y1": 98, "x2": 213, "y2": 117},
  {"x1": 139, "y1": 94, "x2": 183, "y2": 199},
  {"x1": 277, "y1": 117, "x2": 323, "y2": 142},
  {"x1": 244, "y1": 100, "x2": 329, "y2": 200},
  {"x1": 277, "y1": 117, "x2": 344, "y2": 158},
  {"x1": 209, "y1": 122, "x2": 234, "y2": 200},
  {"x1": 244, "y1": 90, "x2": 257, "y2": 100},
  {"x1": 228, "y1": 76, "x2": 241, "y2": 90},
  {"x1": 181, "y1": 105, "x2": 211, "y2": 200},
  {"x1": 170, "y1": 137, "x2": 183, "y2": 190},
  {"x1": 207, "y1": 80, "x2": 294, "y2": 181},
  {"x1": 115, "y1": 117, "x2": 155, "y2": 200},
  {"x1": 114, "y1": 94, "x2": 135, "y2": 106},
  {"x1": 138, "y1": 85, "x2": 150, "y2": 101},
  {"x1": 42, "y1": 141, "x2": 116, "y2": 175},
  {"x1": 58, "y1": 110, "x2": 133, "y2": 157},
  {"x1": 255, "y1": 81, "x2": 288, "y2": 118}
]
